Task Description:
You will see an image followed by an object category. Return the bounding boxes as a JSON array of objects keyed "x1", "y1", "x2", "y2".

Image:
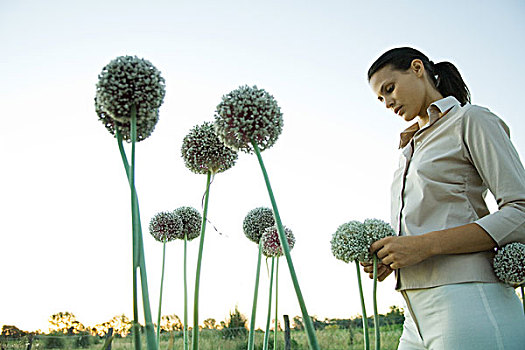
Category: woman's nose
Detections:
[{"x1": 385, "y1": 97, "x2": 394, "y2": 109}]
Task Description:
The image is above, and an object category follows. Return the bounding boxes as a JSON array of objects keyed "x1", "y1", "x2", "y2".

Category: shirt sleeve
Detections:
[{"x1": 462, "y1": 106, "x2": 525, "y2": 246}]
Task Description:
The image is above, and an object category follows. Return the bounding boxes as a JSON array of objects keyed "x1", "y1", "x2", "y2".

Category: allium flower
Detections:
[
  {"x1": 214, "y1": 85, "x2": 283, "y2": 153},
  {"x1": 362, "y1": 218, "x2": 395, "y2": 262},
  {"x1": 149, "y1": 211, "x2": 183, "y2": 242},
  {"x1": 95, "y1": 55, "x2": 166, "y2": 142},
  {"x1": 181, "y1": 122, "x2": 238, "y2": 174},
  {"x1": 331, "y1": 221, "x2": 368, "y2": 263},
  {"x1": 493, "y1": 242, "x2": 525, "y2": 285},
  {"x1": 261, "y1": 225, "x2": 295, "y2": 257},
  {"x1": 243, "y1": 207, "x2": 275, "y2": 244},
  {"x1": 174, "y1": 206, "x2": 202, "y2": 241}
]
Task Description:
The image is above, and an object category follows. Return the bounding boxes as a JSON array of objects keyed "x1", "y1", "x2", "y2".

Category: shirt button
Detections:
[{"x1": 416, "y1": 141, "x2": 421, "y2": 146}]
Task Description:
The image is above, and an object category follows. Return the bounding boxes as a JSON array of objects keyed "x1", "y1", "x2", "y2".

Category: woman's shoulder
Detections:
[
  {"x1": 458, "y1": 103, "x2": 494, "y2": 118},
  {"x1": 456, "y1": 103, "x2": 510, "y2": 136}
]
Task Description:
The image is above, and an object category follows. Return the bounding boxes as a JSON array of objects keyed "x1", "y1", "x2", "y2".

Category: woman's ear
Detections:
[{"x1": 410, "y1": 59, "x2": 425, "y2": 78}]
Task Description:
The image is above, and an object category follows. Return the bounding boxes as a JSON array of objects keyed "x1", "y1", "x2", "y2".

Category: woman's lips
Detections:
[{"x1": 394, "y1": 106, "x2": 403, "y2": 115}]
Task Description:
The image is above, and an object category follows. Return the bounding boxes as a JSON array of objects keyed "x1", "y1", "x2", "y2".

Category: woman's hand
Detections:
[
  {"x1": 370, "y1": 235, "x2": 432, "y2": 270},
  {"x1": 365, "y1": 225, "x2": 496, "y2": 276},
  {"x1": 361, "y1": 261, "x2": 393, "y2": 281}
]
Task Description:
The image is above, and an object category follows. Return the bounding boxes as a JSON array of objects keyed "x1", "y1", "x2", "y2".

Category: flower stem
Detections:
[
  {"x1": 192, "y1": 171, "x2": 212, "y2": 350},
  {"x1": 251, "y1": 139, "x2": 319, "y2": 350},
  {"x1": 373, "y1": 255, "x2": 380, "y2": 350},
  {"x1": 274, "y1": 257, "x2": 279, "y2": 350},
  {"x1": 355, "y1": 261, "x2": 369, "y2": 350},
  {"x1": 116, "y1": 121, "x2": 141, "y2": 350},
  {"x1": 116, "y1": 106, "x2": 157, "y2": 350},
  {"x1": 248, "y1": 241, "x2": 263, "y2": 350},
  {"x1": 131, "y1": 110, "x2": 157, "y2": 350},
  {"x1": 156, "y1": 238, "x2": 167, "y2": 349},
  {"x1": 184, "y1": 235, "x2": 189, "y2": 350},
  {"x1": 520, "y1": 283, "x2": 525, "y2": 314},
  {"x1": 264, "y1": 258, "x2": 276, "y2": 350}
]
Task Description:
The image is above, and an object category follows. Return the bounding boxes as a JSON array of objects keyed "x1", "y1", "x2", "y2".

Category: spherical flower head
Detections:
[
  {"x1": 493, "y1": 242, "x2": 525, "y2": 286},
  {"x1": 362, "y1": 218, "x2": 395, "y2": 262},
  {"x1": 181, "y1": 122, "x2": 238, "y2": 174},
  {"x1": 174, "y1": 206, "x2": 202, "y2": 241},
  {"x1": 243, "y1": 207, "x2": 275, "y2": 244},
  {"x1": 330, "y1": 221, "x2": 368, "y2": 263},
  {"x1": 95, "y1": 55, "x2": 166, "y2": 142},
  {"x1": 261, "y1": 225, "x2": 295, "y2": 258},
  {"x1": 149, "y1": 211, "x2": 183, "y2": 243},
  {"x1": 214, "y1": 85, "x2": 283, "y2": 153}
]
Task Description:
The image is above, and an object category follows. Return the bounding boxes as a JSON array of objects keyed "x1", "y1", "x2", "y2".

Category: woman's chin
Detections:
[{"x1": 402, "y1": 113, "x2": 416, "y2": 122}]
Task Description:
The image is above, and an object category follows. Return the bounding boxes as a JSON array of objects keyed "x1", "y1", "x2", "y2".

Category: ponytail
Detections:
[
  {"x1": 368, "y1": 47, "x2": 471, "y2": 106},
  {"x1": 433, "y1": 62, "x2": 471, "y2": 106}
]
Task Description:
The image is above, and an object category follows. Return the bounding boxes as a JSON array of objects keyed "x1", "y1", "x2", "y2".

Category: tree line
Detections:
[{"x1": 1, "y1": 305, "x2": 404, "y2": 339}]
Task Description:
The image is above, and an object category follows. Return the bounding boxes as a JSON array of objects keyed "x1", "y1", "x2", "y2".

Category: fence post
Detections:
[
  {"x1": 105, "y1": 328, "x2": 114, "y2": 350},
  {"x1": 26, "y1": 334, "x2": 33, "y2": 350},
  {"x1": 283, "y1": 315, "x2": 291, "y2": 350}
]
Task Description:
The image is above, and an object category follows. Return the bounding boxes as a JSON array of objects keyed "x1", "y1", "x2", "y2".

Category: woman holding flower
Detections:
[{"x1": 364, "y1": 47, "x2": 525, "y2": 349}]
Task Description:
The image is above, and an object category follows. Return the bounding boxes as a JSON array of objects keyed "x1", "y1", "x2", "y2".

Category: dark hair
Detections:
[{"x1": 367, "y1": 47, "x2": 471, "y2": 106}]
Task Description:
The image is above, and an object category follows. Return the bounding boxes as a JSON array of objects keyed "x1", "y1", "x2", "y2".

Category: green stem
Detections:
[
  {"x1": 263, "y1": 258, "x2": 275, "y2": 350},
  {"x1": 251, "y1": 140, "x2": 319, "y2": 350},
  {"x1": 116, "y1": 124, "x2": 141, "y2": 350},
  {"x1": 193, "y1": 171, "x2": 212, "y2": 350},
  {"x1": 248, "y1": 241, "x2": 263, "y2": 350},
  {"x1": 274, "y1": 257, "x2": 279, "y2": 350},
  {"x1": 355, "y1": 261, "x2": 369, "y2": 350},
  {"x1": 156, "y1": 239, "x2": 167, "y2": 349},
  {"x1": 116, "y1": 106, "x2": 157, "y2": 350},
  {"x1": 184, "y1": 235, "x2": 189, "y2": 350},
  {"x1": 131, "y1": 108, "x2": 157, "y2": 350},
  {"x1": 373, "y1": 255, "x2": 380, "y2": 350},
  {"x1": 520, "y1": 283, "x2": 525, "y2": 313},
  {"x1": 138, "y1": 214, "x2": 157, "y2": 350}
]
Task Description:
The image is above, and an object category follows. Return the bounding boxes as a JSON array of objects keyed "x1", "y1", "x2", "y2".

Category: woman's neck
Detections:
[{"x1": 419, "y1": 90, "x2": 444, "y2": 126}]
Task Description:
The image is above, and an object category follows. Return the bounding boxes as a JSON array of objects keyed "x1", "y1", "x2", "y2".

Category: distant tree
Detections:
[
  {"x1": 108, "y1": 314, "x2": 132, "y2": 337},
  {"x1": 203, "y1": 318, "x2": 217, "y2": 330},
  {"x1": 221, "y1": 306, "x2": 247, "y2": 339},
  {"x1": 1, "y1": 325, "x2": 27, "y2": 338},
  {"x1": 310, "y1": 316, "x2": 327, "y2": 330},
  {"x1": 384, "y1": 305, "x2": 404, "y2": 325},
  {"x1": 325, "y1": 318, "x2": 351, "y2": 329},
  {"x1": 49, "y1": 312, "x2": 85, "y2": 334},
  {"x1": 91, "y1": 322, "x2": 112, "y2": 337},
  {"x1": 292, "y1": 316, "x2": 304, "y2": 330},
  {"x1": 160, "y1": 314, "x2": 183, "y2": 332}
]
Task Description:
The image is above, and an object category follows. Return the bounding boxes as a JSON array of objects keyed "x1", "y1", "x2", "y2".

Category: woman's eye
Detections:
[{"x1": 386, "y1": 84, "x2": 394, "y2": 93}]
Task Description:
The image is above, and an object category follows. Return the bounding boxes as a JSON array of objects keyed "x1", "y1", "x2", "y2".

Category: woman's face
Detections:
[{"x1": 369, "y1": 60, "x2": 429, "y2": 123}]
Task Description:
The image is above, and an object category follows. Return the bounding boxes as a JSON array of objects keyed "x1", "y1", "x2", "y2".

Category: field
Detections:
[{"x1": 1, "y1": 325, "x2": 402, "y2": 350}]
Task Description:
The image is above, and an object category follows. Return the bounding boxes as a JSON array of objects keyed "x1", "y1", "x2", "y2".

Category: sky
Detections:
[{"x1": 1, "y1": 0, "x2": 524, "y2": 333}]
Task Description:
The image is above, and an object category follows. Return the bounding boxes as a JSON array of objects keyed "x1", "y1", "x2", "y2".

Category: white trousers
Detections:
[{"x1": 398, "y1": 282, "x2": 525, "y2": 350}]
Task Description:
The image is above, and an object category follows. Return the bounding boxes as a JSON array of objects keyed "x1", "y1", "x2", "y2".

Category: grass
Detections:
[{"x1": 2, "y1": 326, "x2": 402, "y2": 350}]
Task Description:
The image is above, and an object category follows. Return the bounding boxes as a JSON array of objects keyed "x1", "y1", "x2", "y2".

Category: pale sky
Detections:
[{"x1": 1, "y1": 0, "x2": 524, "y2": 333}]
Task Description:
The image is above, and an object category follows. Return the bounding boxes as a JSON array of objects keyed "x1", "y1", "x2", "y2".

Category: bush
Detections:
[
  {"x1": 43, "y1": 334, "x2": 66, "y2": 349},
  {"x1": 220, "y1": 307, "x2": 248, "y2": 340},
  {"x1": 74, "y1": 333, "x2": 92, "y2": 348}
]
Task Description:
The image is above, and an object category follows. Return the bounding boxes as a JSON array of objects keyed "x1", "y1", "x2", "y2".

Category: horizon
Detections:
[{"x1": 4, "y1": 305, "x2": 404, "y2": 335}]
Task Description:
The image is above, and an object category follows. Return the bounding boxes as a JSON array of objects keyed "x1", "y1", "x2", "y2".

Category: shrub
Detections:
[
  {"x1": 221, "y1": 307, "x2": 248, "y2": 340},
  {"x1": 74, "y1": 333, "x2": 92, "y2": 348},
  {"x1": 43, "y1": 334, "x2": 66, "y2": 349}
]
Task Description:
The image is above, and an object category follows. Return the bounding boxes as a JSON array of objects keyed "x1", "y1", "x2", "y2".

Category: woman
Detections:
[{"x1": 363, "y1": 47, "x2": 525, "y2": 349}]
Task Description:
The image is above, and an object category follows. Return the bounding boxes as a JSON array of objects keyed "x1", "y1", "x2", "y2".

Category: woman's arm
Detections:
[{"x1": 369, "y1": 223, "x2": 496, "y2": 271}]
